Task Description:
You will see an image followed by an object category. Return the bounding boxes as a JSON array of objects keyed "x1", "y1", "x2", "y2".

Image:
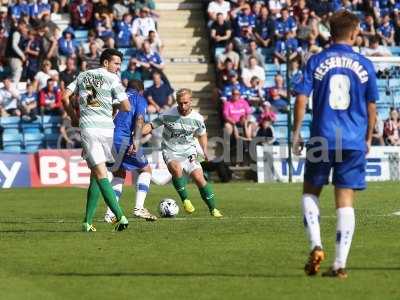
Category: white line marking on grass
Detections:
[{"x1": 392, "y1": 211, "x2": 400, "y2": 216}]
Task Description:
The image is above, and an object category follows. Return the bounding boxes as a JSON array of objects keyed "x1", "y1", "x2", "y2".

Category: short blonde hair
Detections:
[{"x1": 176, "y1": 88, "x2": 192, "y2": 101}]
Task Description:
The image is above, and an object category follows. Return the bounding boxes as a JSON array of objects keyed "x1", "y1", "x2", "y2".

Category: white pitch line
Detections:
[{"x1": 0, "y1": 213, "x2": 398, "y2": 224}]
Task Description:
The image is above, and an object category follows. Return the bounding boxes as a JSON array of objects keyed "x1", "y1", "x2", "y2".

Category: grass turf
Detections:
[{"x1": 0, "y1": 182, "x2": 399, "y2": 300}]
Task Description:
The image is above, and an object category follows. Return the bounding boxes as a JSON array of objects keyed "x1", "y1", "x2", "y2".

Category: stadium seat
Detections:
[
  {"x1": 45, "y1": 133, "x2": 61, "y2": 149},
  {"x1": 300, "y1": 126, "x2": 311, "y2": 140},
  {"x1": 21, "y1": 119, "x2": 42, "y2": 134},
  {"x1": 0, "y1": 116, "x2": 20, "y2": 131},
  {"x1": 388, "y1": 46, "x2": 400, "y2": 56},
  {"x1": 303, "y1": 113, "x2": 312, "y2": 124},
  {"x1": 74, "y1": 30, "x2": 89, "y2": 43},
  {"x1": 144, "y1": 80, "x2": 154, "y2": 89},
  {"x1": 2, "y1": 132, "x2": 23, "y2": 153},
  {"x1": 274, "y1": 125, "x2": 288, "y2": 142},
  {"x1": 275, "y1": 113, "x2": 288, "y2": 125},
  {"x1": 42, "y1": 116, "x2": 62, "y2": 134},
  {"x1": 118, "y1": 47, "x2": 137, "y2": 58},
  {"x1": 23, "y1": 132, "x2": 44, "y2": 152},
  {"x1": 214, "y1": 47, "x2": 224, "y2": 59}
]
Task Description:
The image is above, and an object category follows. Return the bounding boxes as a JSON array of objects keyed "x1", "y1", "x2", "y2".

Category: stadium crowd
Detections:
[
  {"x1": 206, "y1": 0, "x2": 400, "y2": 146},
  {"x1": 0, "y1": 0, "x2": 175, "y2": 151}
]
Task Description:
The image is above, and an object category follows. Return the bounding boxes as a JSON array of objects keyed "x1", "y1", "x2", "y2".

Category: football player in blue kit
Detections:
[
  {"x1": 293, "y1": 10, "x2": 378, "y2": 278},
  {"x1": 105, "y1": 79, "x2": 157, "y2": 222}
]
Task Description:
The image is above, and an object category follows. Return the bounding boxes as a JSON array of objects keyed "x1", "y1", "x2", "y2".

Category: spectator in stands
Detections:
[
  {"x1": 39, "y1": 78, "x2": 61, "y2": 115},
  {"x1": 37, "y1": 23, "x2": 59, "y2": 69},
  {"x1": 223, "y1": 88, "x2": 252, "y2": 140},
  {"x1": 83, "y1": 42, "x2": 101, "y2": 70},
  {"x1": 251, "y1": 1, "x2": 262, "y2": 18},
  {"x1": 220, "y1": 70, "x2": 247, "y2": 101},
  {"x1": 81, "y1": 29, "x2": 104, "y2": 54},
  {"x1": 70, "y1": 0, "x2": 94, "y2": 29},
  {"x1": 217, "y1": 40, "x2": 240, "y2": 71},
  {"x1": 241, "y1": 40, "x2": 265, "y2": 69},
  {"x1": 0, "y1": 6, "x2": 11, "y2": 36},
  {"x1": 20, "y1": 81, "x2": 38, "y2": 121},
  {"x1": 0, "y1": 77, "x2": 21, "y2": 117},
  {"x1": 316, "y1": 13, "x2": 331, "y2": 47},
  {"x1": 6, "y1": 19, "x2": 28, "y2": 83},
  {"x1": 360, "y1": 14, "x2": 377, "y2": 46},
  {"x1": 10, "y1": 0, "x2": 29, "y2": 25},
  {"x1": 372, "y1": 111, "x2": 385, "y2": 146},
  {"x1": 60, "y1": 56, "x2": 78, "y2": 91},
  {"x1": 384, "y1": 109, "x2": 400, "y2": 145},
  {"x1": 268, "y1": 0, "x2": 284, "y2": 17},
  {"x1": 24, "y1": 29, "x2": 43, "y2": 81},
  {"x1": 216, "y1": 57, "x2": 235, "y2": 89},
  {"x1": 378, "y1": 14, "x2": 395, "y2": 46},
  {"x1": 145, "y1": 71, "x2": 174, "y2": 114},
  {"x1": 210, "y1": 13, "x2": 232, "y2": 57},
  {"x1": 60, "y1": 110, "x2": 81, "y2": 148},
  {"x1": 133, "y1": 0, "x2": 157, "y2": 17},
  {"x1": 121, "y1": 58, "x2": 142, "y2": 87},
  {"x1": 137, "y1": 39, "x2": 166, "y2": 82},
  {"x1": 273, "y1": 31, "x2": 301, "y2": 68},
  {"x1": 289, "y1": 58, "x2": 303, "y2": 88},
  {"x1": 245, "y1": 76, "x2": 265, "y2": 107},
  {"x1": 275, "y1": 7, "x2": 297, "y2": 40},
  {"x1": 241, "y1": 56, "x2": 265, "y2": 88},
  {"x1": 232, "y1": 4, "x2": 256, "y2": 36},
  {"x1": 234, "y1": 24, "x2": 255, "y2": 54},
  {"x1": 207, "y1": 0, "x2": 231, "y2": 23},
  {"x1": 0, "y1": 26, "x2": 7, "y2": 58},
  {"x1": 112, "y1": 0, "x2": 129, "y2": 21},
  {"x1": 34, "y1": 59, "x2": 58, "y2": 91},
  {"x1": 132, "y1": 7, "x2": 157, "y2": 49},
  {"x1": 116, "y1": 13, "x2": 133, "y2": 48},
  {"x1": 266, "y1": 73, "x2": 288, "y2": 112},
  {"x1": 362, "y1": 35, "x2": 392, "y2": 57},
  {"x1": 394, "y1": 13, "x2": 400, "y2": 46},
  {"x1": 94, "y1": 12, "x2": 114, "y2": 41},
  {"x1": 255, "y1": 112, "x2": 275, "y2": 144},
  {"x1": 41, "y1": 12, "x2": 61, "y2": 38},
  {"x1": 254, "y1": 6, "x2": 275, "y2": 49},
  {"x1": 148, "y1": 30, "x2": 163, "y2": 54},
  {"x1": 58, "y1": 27, "x2": 79, "y2": 58},
  {"x1": 296, "y1": 8, "x2": 318, "y2": 48},
  {"x1": 259, "y1": 101, "x2": 277, "y2": 123},
  {"x1": 29, "y1": 0, "x2": 51, "y2": 25}
]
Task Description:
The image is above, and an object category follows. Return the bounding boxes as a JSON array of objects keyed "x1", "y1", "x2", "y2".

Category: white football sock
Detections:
[
  {"x1": 334, "y1": 207, "x2": 355, "y2": 270},
  {"x1": 135, "y1": 172, "x2": 151, "y2": 210},
  {"x1": 106, "y1": 176, "x2": 124, "y2": 216},
  {"x1": 302, "y1": 193, "x2": 322, "y2": 250}
]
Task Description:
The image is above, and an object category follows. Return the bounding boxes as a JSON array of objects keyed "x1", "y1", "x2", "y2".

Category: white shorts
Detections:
[
  {"x1": 162, "y1": 150, "x2": 202, "y2": 175},
  {"x1": 81, "y1": 128, "x2": 115, "y2": 168}
]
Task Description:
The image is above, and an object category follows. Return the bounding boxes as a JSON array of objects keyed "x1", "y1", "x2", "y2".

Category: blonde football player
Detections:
[
  {"x1": 62, "y1": 48, "x2": 131, "y2": 232},
  {"x1": 142, "y1": 88, "x2": 223, "y2": 217}
]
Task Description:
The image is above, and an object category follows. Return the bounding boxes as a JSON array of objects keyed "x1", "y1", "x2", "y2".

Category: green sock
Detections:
[
  {"x1": 172, "y1": 176, "x2": 189, "y2": 202},
  {"x1": 84, "y1": 177, "x2": 100, "y2": 224},
  {"x1": 97, "y1": 178, "x2": 124, "y2": 220},
  {"x1": 199, "y1": 183, "x2": 216, "y2": 210}
]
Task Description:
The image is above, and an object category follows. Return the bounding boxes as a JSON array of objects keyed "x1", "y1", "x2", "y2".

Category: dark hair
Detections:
[
  {"x1": 127, "y1": 79, "x2": 144, "y2": 92},
  {"x1": 370, "y1": 35, "x2": 381, "y2": 44},
  {"x1": 329, "y1": 10, "x2": 360, "y2": 40},
  {"x1": 100, "y1": 48, "x2": 123, "y2": 65},
  {"x1": 152, "y1": 70, "x2": 162, "y2": 77}
]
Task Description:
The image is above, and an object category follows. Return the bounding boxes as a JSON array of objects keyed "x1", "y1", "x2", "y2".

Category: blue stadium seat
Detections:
[
  {"x1": 303, "y1": 113, "x2": 312, "y2": 124},
  {"x1": 42, "y1": 116, "x2": 62, "y2": 134},
  {"x1": 0, "y1": 116, "x2": 20, "y2": 130},
  {"x1": 275, "y1": 113, "x2": 288, "y2": 125},
  {"x1": 23, "y1": 132, "x2": 44, "y2": 152},
  {"x1": 74, "y1": 30, "x2": 89, "y2": 44},
  {"x1": 300, "y1": 126, "x2": 311, "y2": 140},
  {"x1": 214, "y1": 47, "x2": 224, "y2": 59},
  {"x1": 144, "y1": 80, "x2": 154, "y2": 90},
  {"x1": 274, "y1": 125, "x2": 288, "y2": 142},
  {"x1": 388, "y1": 46, "x2": 400, "y2": 55},
  {"x1": 118, "y1": 47, "x2": 137, "y2": 58},
  {"x1": 45, "y1": 133, "x2": 61, "y2": 149},
  {"x1": 2, "y1": 132, "x2": 23, "y2": 153},
  {"x1": 21, "y1": 119, "x2": 42, "y2": 134}
]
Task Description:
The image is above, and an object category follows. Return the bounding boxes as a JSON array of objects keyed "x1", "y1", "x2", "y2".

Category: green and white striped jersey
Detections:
[
  {"x1": 151, "y1": 106, "x2": 206, "y2": 156},
  {"x1": 67, "y1": 68, "x2": 127, "y2": 129}
]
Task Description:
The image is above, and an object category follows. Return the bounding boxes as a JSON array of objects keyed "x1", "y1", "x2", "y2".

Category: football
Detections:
[{"x1": 159, "y1": 198, "x2": 179, "y2": 218}]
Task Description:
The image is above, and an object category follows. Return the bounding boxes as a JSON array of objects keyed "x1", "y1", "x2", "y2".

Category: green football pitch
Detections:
[{"x1": 1, "y1": 182, "x2": 399, "y2": 300}]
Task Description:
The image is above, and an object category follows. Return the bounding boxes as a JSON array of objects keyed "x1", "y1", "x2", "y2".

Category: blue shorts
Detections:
[
  {"x1": 113, "y1": 143, "x2": 148, "y2": 171},
  {"x1": 304, "y1": 148, "x2": 366, "y2": 190}
]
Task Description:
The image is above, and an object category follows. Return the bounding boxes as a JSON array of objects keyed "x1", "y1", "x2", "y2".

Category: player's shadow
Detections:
[{"x1": 53, "y1": 272, "x2": 303, "y2": 279}]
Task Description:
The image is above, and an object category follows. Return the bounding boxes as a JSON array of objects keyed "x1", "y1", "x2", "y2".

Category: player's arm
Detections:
[
  {"x1": 129, "y1": 114, "x2": 145, "y2": 154},
  {"x1": 118, "y1": 99, "x2": 131, "y2": 112},
  {"x1": 142, "y1": 115, "x2": 164, "y2": 136},
  {"x1": 197, "y1": 133, "x2": 208, "y2": 161},
  {"x1": 62, "y1": 84, "x2": 79, "y2": 127},
  {"x1": 112, "y1": 79, "x2": 131, "y2": 112},
  {"x1": 365, "y1": 61, "x2": 379, "y2": 153}
]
